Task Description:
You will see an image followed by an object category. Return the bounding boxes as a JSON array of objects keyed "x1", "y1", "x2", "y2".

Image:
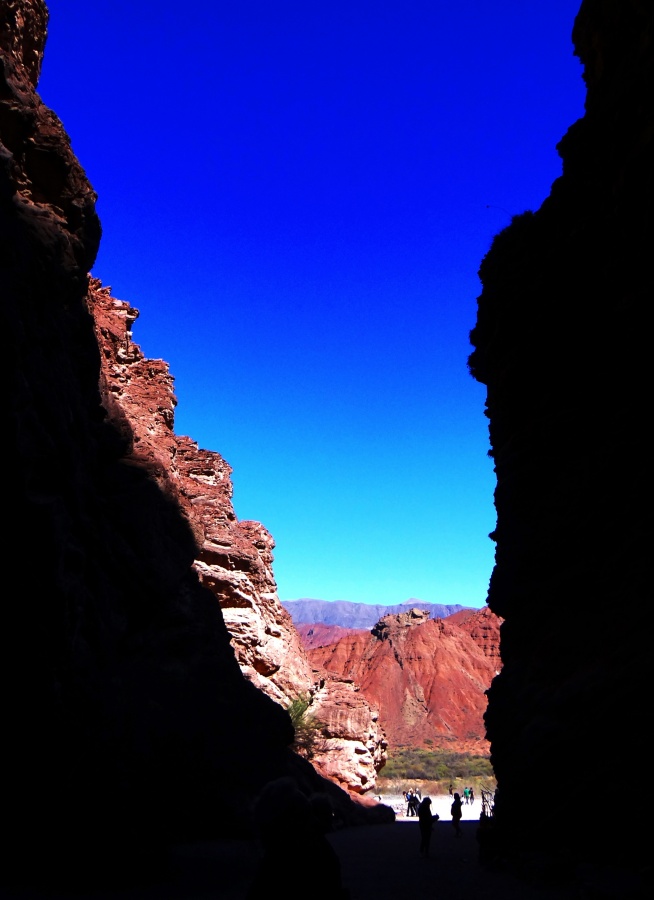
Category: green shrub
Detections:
[
  {"x1": 381, "y1": 747, "x2": 494, "y2": 782},
  {"x1": 287, "y1": 694, "x2": 325, "y2": 761}
]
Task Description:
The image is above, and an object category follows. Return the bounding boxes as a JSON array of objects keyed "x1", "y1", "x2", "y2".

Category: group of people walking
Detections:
[
  {"x1": 448, "y1": 783, "x2": 475, "y2": 804},
  {"x1": 403, "y1": 788, "x2": 422, "y2": 817},
  {"x1": 402, "y1": 784, "x2": 480, "y2": 855}
]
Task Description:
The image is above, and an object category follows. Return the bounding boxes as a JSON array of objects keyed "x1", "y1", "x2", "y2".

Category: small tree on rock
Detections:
[{"x1": 287, "y1": 694, "x2": 325, "y2": 761}]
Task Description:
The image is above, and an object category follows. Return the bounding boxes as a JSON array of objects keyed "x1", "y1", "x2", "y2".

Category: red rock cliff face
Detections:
[
  {"x1": 456, "y1": 605, "x2": 502, "y2": 665},
  {"x1": 308, "y1": 608, "x2": 501, "y2": 754},
  {"x1": 92, "y1": 277, "x2": 315, "y2": 704},
  {"x1": 90, "y1": 279, "x2": 387, "y2": 795}
]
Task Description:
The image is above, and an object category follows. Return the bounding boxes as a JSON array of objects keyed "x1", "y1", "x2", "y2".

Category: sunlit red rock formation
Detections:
[
  {"x1": 309, "y1": 671, "x2": 388, "y2": 794},
  {"x1": 90, "y1": 279, "x2": 387, "y2": 796},
  {"x1": 308, "y1": 607, "x2": 502, "y2": 754},
  {"x1": 455, "y1": 604, "x2": 501, "y2": 665}
]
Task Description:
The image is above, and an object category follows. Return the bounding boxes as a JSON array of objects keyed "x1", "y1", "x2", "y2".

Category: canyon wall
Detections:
[
  {"x1": 4, "y1": 0, "x2": 651, "y2": 891},
  {"x1": 0, "y1": 1, "x2": 389, "y2": 890},
  {"x1": 91, "y1": 278, "x2": 387, "y2": 797},
  {"x1": 468, "y1": 0, "x2": 651, "y2": 878}
]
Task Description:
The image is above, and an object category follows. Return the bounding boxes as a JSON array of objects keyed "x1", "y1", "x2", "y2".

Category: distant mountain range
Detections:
[{"x1": 281, "y1": 598, "x2": 473, "y2": 630}]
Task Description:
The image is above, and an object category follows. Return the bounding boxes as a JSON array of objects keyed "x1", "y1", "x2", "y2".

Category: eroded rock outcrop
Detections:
[
  {"x1": 92, "y1": 286, "x2": 316, "y2": 704},
  {"x1": 455, "y1": 605, "x2": 501, "y2": 665},
  {"x1": 309, "y1": 672, "x2": 388, "y2": 795},
  {"x1": 91, "y1": 280, "x2": 387, "y2": 796},
  {"x1": 308, "y1": 607, "x2": 501, "y2": 753},
  {"x1": 468, "y1": 0, "x2": 651, "y2": 878}
]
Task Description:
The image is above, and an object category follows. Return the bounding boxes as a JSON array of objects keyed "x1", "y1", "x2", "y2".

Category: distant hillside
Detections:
[
  {"x1": 307, "y1": 606, "x2": 502, "y2": 752},
  {"x1": 296, "y1": 623, "x2": 369, "y2": 650},
  {"x1": 281, "y1": 598, "x2": 473, "y2": 630}
]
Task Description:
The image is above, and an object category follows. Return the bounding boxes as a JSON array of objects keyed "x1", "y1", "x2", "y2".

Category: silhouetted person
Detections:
[
  {"x1": 450, "y1": 791, "x2": 463, "y2": 838},
  {"x1": 406, "y1": 789, "x2": 415, "y2": 816},
  {"x1": 418, "y1": 797, "x2": 439, "y2": 857},
  {"x1": 245, "y1": 777, "x2": 350, "y2": 900},
  {"x1": 409, "y1": 791, "x2": 420, "y2": 817}
]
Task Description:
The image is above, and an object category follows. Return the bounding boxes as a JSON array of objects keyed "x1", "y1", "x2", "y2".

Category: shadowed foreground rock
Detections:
[
  {"x1": 468, "y1": 0, "x2": 651, "y2": 887},
  {"x1": 1, "y1": 1, "x2": 390, "y2": 892}
]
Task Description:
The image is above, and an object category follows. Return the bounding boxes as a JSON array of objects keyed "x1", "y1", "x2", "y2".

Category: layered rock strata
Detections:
[
  {"x1": 468, "y1": 0, "x2": 651, "y2": 879},
  {"x1": 308, "y1": 607, "x2": 501, "y2": 753},
  {"x1": 455, "y1": 604, "x2": 501, "y2": 665}
]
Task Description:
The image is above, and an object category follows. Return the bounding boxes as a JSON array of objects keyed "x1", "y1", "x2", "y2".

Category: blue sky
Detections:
[{"x1": 39, "y1": 1, "x2": 586, "y2": 608}]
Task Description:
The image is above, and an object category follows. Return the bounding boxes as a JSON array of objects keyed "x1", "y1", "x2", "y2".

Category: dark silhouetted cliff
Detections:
[{"x1": 468, "y1": 0, "x2": 651, "y2": 884}]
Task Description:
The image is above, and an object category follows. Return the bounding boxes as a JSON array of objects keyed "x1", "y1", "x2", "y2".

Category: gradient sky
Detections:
[{"x1": 38, "y1": 1, "x2": 586, "y2": 608}]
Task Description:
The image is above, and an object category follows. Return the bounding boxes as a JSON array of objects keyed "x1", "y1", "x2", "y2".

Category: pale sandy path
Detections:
[{"x1": 376, "y1": 790, "x2": 484, "y2": 823}]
